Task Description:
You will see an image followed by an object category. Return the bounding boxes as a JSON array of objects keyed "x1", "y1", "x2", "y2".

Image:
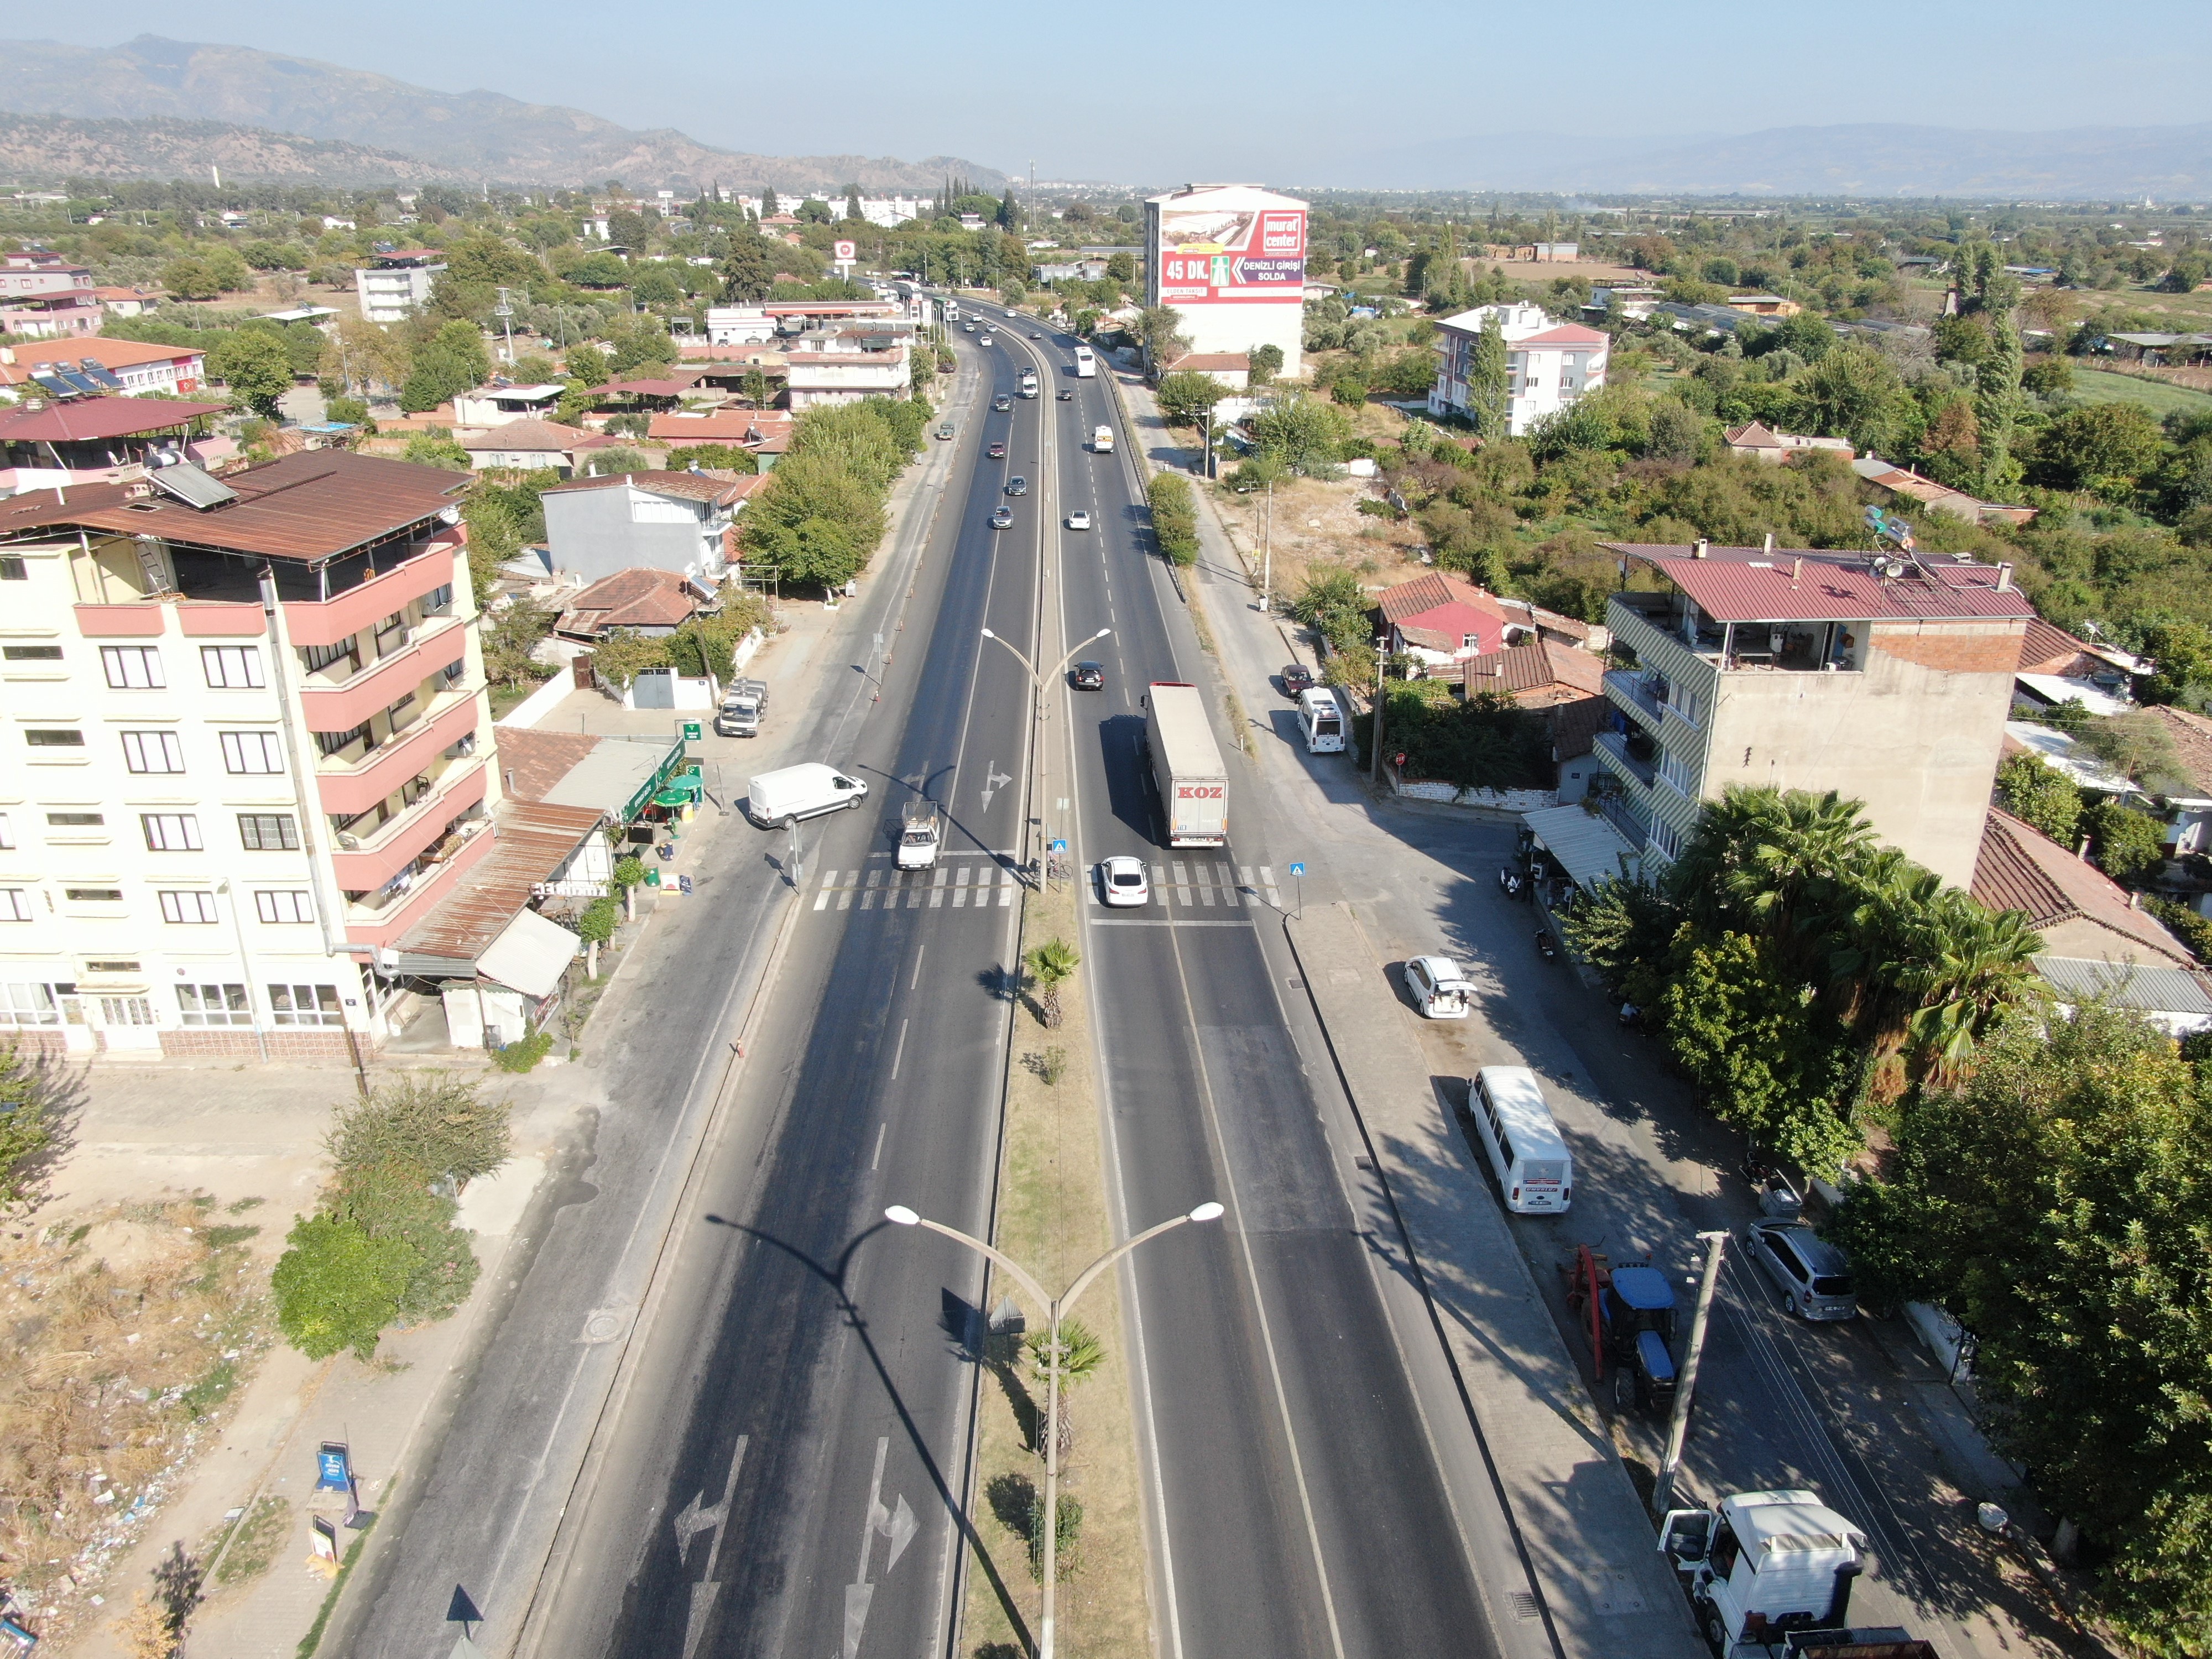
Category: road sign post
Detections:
[{"x1": 1287, "y1": 860, "x2": 1306, "y2": 920}]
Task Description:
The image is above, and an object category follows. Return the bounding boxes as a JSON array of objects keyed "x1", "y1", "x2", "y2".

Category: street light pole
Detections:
[
  {"x1": 1652, "y1": 1229, "x2": 1728, "y2": 1515},
  {"x1": 983, "y1": 626, "x2": 1109, "y2": 886},
  {"x1": 884, "y1": 1200, "x2": 1224, "y2": 1659}
]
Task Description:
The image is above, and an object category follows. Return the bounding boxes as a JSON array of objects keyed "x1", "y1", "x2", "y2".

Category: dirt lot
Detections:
[{"x1": 1209, "y1": 458, "x2": 1433, "y2": 610}]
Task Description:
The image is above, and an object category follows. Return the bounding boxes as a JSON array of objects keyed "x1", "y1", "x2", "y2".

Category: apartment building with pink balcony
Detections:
[{"x1": 0, "y1": 451, "x2": 504, "y2": 1058}]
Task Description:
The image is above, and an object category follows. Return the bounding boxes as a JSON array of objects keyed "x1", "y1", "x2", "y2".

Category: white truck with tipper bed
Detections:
[
  {"x1": 1141, "y1": 681, "x2": 1228, "y2": 847},
  {"x1": 1660, "y1": 1489, "x2": 1934, "y2": 1659},
  {"x1": 745, "y1": 763, "x2": 868, "y2": 828},
  {"x1": 714, "y1": 676, "x2": 769, "y2": 738}
]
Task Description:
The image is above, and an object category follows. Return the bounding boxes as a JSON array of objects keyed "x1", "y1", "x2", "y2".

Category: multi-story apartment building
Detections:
[
  {"x1": 1592, "y1": 541, "x2": 2034, "y2": 888},
  {"x1": 353, "y1": 250, "x2": 446, "y2": 324},
  {"x1": 0, "y1": 452, "x2": 500, "y2": 1058},
  {"x1": 0, "y1": 249, "x2": 103, "y2": 339},
  {"x1": 1428, "y1": 301, "x2": 1609, "y2": 436}
]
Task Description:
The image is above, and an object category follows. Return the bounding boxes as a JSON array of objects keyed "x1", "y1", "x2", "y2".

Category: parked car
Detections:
[
  {"x1": 990, "y1": 505, "x2": 1014, "y2": 529},
  {"x1": 987, "y1": 441, "x2": 1007, "y2": 458},
  {"x1": 935, "y1": 423, "x2": 953, "y2": 440},
  {"x1": 1402, "y1": 955, "x2": 1473, "y2": 1019},
  {"x1": 1281, "y1": 663, "x2": 1316, "y2": 695},
  {"x1": 1745, "y1": 1219, "x2": 1858, "y2": 1320},
  {"x1": 1005, "y1": 477, "x2": 1029, "y2": 497},
  {"x1": 993, "y1": 394, "x2": 1012, "y2": 411},
  {"x1": 1099, "y1": 855, "x2": 1149, "y2": 907},
  {"x1": 1066, "y1": 509, "x2": 1092, "y2": 530},
  {"x1": 1071, "y1": 660, "x2": 1104, "y2": 690}
]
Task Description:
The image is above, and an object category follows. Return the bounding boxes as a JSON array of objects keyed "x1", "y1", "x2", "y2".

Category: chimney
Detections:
[
  {"x1": 1996, "y1": 562, "x2": 2014, "y2": 592},
  {"x1": 1791, "y1": 557, "x2": 1803, "y2": 585},
  {"x1": 1693, "y1": 538, "x2": 1709, "y2": 559},
  {"x1": 1762, "y1": 532, "x2": 1774, "y2": 555},
  {"x1": 2077, "y1": 835, "x2": 2093, "y2": 861}
]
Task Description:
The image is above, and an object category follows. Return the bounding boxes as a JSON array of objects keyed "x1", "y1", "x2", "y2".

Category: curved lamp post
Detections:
[
  {"x1": 982, "y1": 626, "x2": 1109, "y2": 884},
  {"x1": 885, "y1": 1200, "x2": 1224, "y2": 1658}
]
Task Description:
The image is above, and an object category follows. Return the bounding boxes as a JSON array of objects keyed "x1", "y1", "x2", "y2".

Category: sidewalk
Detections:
[{"x1": 1284, "y1": 901, "x2": 1702, "y2": 1659}]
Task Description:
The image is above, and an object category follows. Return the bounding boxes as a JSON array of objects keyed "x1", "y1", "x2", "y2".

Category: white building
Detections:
[
  {"x1": 1144, "y1": 184, "x2": 1308, "y2": 379},
  {"x1": 857, "y1": 196, "x2": 927, "y2": 229},
  {"x1": 706, "y1": 306, "x2": 779, "y2": 346},
  {"x1": 353, "y1": 251, "x2": 446, "y2": 324},
  {"x1": 1429, "y1": 302, "x2": 1609, "y2": 436},
  {"x1": 0, "y1": 452, "x2": 505, "y2": 1059},
  {"x1": 451, "y1": 384, "x2": 566, "y2": 428},
  {"x1": 785, "y1": 340, "x2": 910, "y2": 410}
]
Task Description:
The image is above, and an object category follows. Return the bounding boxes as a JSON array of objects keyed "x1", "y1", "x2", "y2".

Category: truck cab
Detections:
[
  {"x1": 896, "y1": 800, "x2": 943, "y2": 869},
  {"x1": 1660, "y1": 1490, "x2": 1906, "y2": 1657}
]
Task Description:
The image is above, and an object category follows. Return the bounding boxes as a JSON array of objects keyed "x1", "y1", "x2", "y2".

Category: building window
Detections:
[
  {"x1": 1648, "y1": 817, "x2": 1683, "y2": 860},
  {"x1": 316, "y1": 721, "x2": 373, "y2": 759},
  {"x1": 440, "y1": 659, "x2": 466, "y2": 688},
  {"x1": 301, "y1": 639, "x2": 357, "y2": 676},
  {"x1": 0, "y1": 557, "x2": 25, "y2": 581},
  {"x1": 387, "y1": 690, "x2": 418, "y2": 725},
  {"x1": 268, "y1": 983, "x2": 343, "y2": 1026},
  {"x1": 0, "y1": 890, "x2": 29, "y2": 922},
  {"x1": 46, "y1": 811, "x2": 103, "y2": 827},
  {"x1": 141, "y1": 813, "x2": 202, "y2": 852},
  {"x1": 1657, "y1": 750, "x2": 1696, "y2": 799},
  {"x1": 25, "y1": 728, "x2": 85, "y2": 747},
  {"x1": 0, "y1": 983, "x2": 62, "y2": 1025},
  {"x1": 201, "y1": 645, "x2": 265, "y2": 688},
  {"x1": 422, "y1": 583, "x2": 455, "y2": 616},
  {"x1": 64, "y1": 887, "x2": 123, "y2": 902},
  {"x1": 0, "y1": 813, "x2": 11, "y2": 849},
  {"x1": 176, "y1": 983, "x2": 252, "y2": 1026},
  {"x1": 238, "y1": 813, "x2": 299, "y2": 851},
  {"x1": 3, "y1": 645, "x2": 62, "y2": 661},
  {"x1": 101, "y1": 995, "x2": 155, "y2": 1027},
  {"x1": 122, "y1": 730, "x2": 186, "y2": 774},
  {"x1": 84, "y1": 959, "x2": 139, "y2": 974},
  {"x1": 159, "y1": 889, "x2": 220, "y2": 924},
  {"x1": 221, "y1": 731, "x2": 285, "y2": 775},
  {"x1": 374, "y1": 613, "x2": 409, "y2": 656},
  {"x1": 255, "y1": 889, "x2": 315, "y2": 924},
  {"x1": 101, "y1": 645, "x2": 164, "y2": 688}
]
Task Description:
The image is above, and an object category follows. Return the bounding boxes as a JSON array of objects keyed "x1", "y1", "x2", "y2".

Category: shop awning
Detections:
[
  {"x1": 477, "y1": 907, "x2": 581, "y2": 1000},
  {"x1": 1522, "y1": 804, "x2": 1642, "y2": 891}
]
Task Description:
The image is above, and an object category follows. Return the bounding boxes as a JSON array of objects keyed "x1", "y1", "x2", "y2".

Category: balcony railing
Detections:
[
  {"x1": 298, "y1": 616, "x2": 466, "y2": 732},
  {"x1": 314, "y1": 693, "x2": 481, "y2": 818},
  {"x1": 1592, "y1": 789, "x2": 1651, "y2": 849},
  {"x1": 1594, "y1": 728, "x2": 1657, "y2": 787},
  {"x1": 1603, "y1": 669, "x2": 1665, "y2": 729}
]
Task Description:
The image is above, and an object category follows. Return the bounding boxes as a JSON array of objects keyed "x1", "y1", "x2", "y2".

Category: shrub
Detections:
[
  {"x1": 326, "y1": 1071, "x2": 512, "y2": 1190},
  {"x1": 271, "y1": 1216, "x2": 417, "y2": 1360},
  {"x1": 494, "y1": 1030, "x2": 555, "y2": 1072},
  {"x1": 0, "y1": 1041, "x2": 54, "y2": 1208}
]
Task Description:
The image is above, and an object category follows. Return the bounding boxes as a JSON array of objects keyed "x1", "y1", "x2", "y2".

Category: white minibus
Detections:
[
  {"x1": 1469, "y1": 1066, "x2": 1573, "y2": 1213},
  {"x1": 1298, "y1": 687, "x2": 1345, "y2": 753}
]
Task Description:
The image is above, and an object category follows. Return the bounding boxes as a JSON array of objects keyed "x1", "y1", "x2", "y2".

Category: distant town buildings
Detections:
[{"x1": 353, "y1": 249, "x2": 446, "y2": 324}]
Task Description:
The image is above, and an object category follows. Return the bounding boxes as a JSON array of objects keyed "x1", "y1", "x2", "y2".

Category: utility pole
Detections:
[
  {"x1": 1260, "y1": 478, "x2": 1274, "y2": 614},
  {"x1": 1369, "y1": 633, "x2": 1388, "y2": 786},
  {"x1": 1652, "y1": 1230, "x2": 1728, "y2": 1515},
  {"x1": 493, "y1": 286, "x2": 516, "y2": 366}
]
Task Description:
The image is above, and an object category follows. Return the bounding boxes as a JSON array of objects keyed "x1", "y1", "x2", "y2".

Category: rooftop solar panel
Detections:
[{"x1": 149, "y1": 461, "x2": 239, "y2": 510}]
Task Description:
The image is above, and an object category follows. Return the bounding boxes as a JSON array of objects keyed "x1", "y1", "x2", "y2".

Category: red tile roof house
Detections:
[
  {"x1": 1460, "y1": 636, "x2": 1610, "y2": 801},
  {"x1": 555, "y1": 567, "x2": 717, "y2": 642},
  {"x1": 0, "y1": 335, "x2": 207, "y2": 397},
  {"x1": 1974, "y1": 806, "x2": 2198, "y2": 969},
  {"x1": 1373, "y1": 572, "x2": 1519, "y2": 671},
  {"x1": 0, "y1": 396, "x2": 233, "y2": 493},
  {"x1": 456, "y1": 418, "x2": 623, "y2": 475},
  {"x1": 540, "y1": 469, "x2": 765, "y2": 586}
]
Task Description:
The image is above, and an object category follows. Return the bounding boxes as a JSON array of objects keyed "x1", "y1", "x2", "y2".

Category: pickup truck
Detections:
[{"x1": 896, "y1": 800, "x2": 942, "y2": 869}]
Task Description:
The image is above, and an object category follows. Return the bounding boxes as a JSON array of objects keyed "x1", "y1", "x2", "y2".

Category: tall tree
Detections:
[
  {"x1": 719, "y1": 233, "x2": 778, "y2": 303},
  {"x1": 1467, "y1": 314, "x2": 1509, "y2": 440}
]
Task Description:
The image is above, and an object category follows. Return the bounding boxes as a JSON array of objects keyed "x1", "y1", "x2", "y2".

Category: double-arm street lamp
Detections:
[
  {"x1": 883, "y1": 1200, "x2": 1225, "y2": 1659},
  {"x1": 982, "y1": 626, "x2": 1110, "y2": 883}
]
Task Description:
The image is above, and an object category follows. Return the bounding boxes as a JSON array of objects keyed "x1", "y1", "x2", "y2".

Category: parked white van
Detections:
[
  {"x1": 1298, "y1": 687, "x2": 1345, "y2": 754},
  {"x1": 746, "y1": 763, "x2": 869, "y2": 828},
  {"x1": 1469, "y1": 1066, "x2": 1573, "y2": 1213}
]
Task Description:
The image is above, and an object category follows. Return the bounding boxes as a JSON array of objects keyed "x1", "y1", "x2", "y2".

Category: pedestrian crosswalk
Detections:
[
  {"x1": 1089, "y1": 863, "x2": 1282, "y2": 910},
  {"x1": 811, "y1": 864, "x2": 1021, "y2": 912}
]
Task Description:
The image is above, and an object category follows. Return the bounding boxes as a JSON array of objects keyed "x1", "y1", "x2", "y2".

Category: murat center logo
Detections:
[{"x1": 1259, "y1": 212, "x2": 1305, "y2": 256}]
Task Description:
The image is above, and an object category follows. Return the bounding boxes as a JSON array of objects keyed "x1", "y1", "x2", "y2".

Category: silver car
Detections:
[{"x1": 1745, "y1": 1219, "x2": 1857, "y2": 1320}]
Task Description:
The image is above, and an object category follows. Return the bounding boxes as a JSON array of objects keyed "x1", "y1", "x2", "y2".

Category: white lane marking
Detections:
[
  {"x1": 999, "y1": 871, "x2": 1015, "y2": 906},
  {"x1": 674, "y1": 1434, "x2": 749, "y2": 1659},
  {"x1": 871, "y1": 1121, "x2": 887, "y2": 1171},
  {"x1": 930, "y1": 868, "x2": 947, "y2": 907},
  {"x1": 1088, "y1": 919, "x2": 1251, "y2": 928},
  {"x1": 815, "y1": 873, "x2": 835, "y2": 912},
  {"x1": 889, "y1": 1018, "x2": 910, "y2": 1081},
  {"x1": 837, "y1": 886, "x2": 853, "y2": 911}
]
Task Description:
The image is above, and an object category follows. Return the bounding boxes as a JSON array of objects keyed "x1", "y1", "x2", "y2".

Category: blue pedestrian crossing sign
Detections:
[
  {"x1": 1288, "y1": 862, "x2": 1306, "y2": 878},
  {"x1": 1049, "y1": 838, "x2": 1067, "y2": 854}
]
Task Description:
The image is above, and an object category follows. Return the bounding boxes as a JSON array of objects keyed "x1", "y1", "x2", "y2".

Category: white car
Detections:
[
  {"x1": 1066, "y1": 510, "x2": 1092, "y2": 531},
  {"x1": 1100, "y1": 855, "x2": 1149, "y2": 907},
  {"x1": 1403, "y1": 955, "x2": 1473, "y2": 1019}
]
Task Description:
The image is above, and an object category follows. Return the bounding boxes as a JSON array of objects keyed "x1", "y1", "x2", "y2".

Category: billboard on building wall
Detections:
[{"x1": 1156, "y1": 205, "x2": 1306, "y2": 305}]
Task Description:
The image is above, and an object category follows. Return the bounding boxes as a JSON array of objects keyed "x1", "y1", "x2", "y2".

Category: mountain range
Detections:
[
  {"x1": 1318, "y1": 122, "x2": 2212, "y2": 199},
  {"x1": 0, "y1": 35, "x2": 1005, "y2": 194}
]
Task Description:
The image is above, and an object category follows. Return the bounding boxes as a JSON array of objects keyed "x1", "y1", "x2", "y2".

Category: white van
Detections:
[
  {"x1": 1298, "y1": 686, "x2": 1345, "y2": 753},
  {"x1": 1469, "y1": 1066, "x2": 1573, "y2": 1213},
  {"x1": 745, "y1": 763, "x2": 869, "y2": 828}
]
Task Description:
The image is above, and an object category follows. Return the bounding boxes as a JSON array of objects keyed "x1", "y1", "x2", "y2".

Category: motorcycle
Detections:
[{"x1": 1534, "y1": 928, "x2": 1558, "y2": 961}]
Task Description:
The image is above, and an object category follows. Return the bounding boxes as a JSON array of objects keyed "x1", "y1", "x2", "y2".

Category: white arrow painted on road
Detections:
[
  {"x1": 674, "y1": 1434, "x2": 748, "y2": 1659},
  {"x1": 838, "y1": 1437, "x2": 915, "y2": 1659},
  {"x1": 979, "y1": 763, "x2": 1012, "y2": 814}
]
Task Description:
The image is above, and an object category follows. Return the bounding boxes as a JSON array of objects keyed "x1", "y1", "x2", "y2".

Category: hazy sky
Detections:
[{"x1": 20, "y1": 0, "x2": 2212, "y2": 182}]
